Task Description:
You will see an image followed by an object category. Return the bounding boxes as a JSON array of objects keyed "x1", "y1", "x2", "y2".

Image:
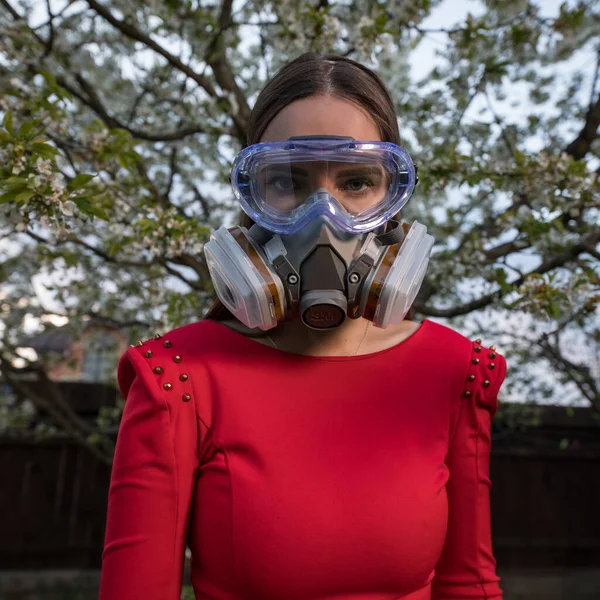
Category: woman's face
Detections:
[
  {"x1": 260, "y1": 95, "x2": 381, "y2": 143},
  {"x1": 258, "y1": 95, "x2": 385, "y2": 213}
]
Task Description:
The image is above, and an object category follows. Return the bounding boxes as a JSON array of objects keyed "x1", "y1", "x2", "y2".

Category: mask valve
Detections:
[{"x1": 300, "y1": 290, "x2": 347, "y2": 329}]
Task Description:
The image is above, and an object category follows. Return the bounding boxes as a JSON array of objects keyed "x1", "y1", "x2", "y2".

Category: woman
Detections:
[{"x1": 99, "y1": 52, "x2": 507, "y2": 600}]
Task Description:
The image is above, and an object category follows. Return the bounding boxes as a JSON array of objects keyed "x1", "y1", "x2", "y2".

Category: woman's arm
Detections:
[
  {"x1": 431, "y1": 346, "x2": 507, "y2": 600},
  {"x1": 99, "y1": 343, "x2": 199, "y2": 600}
]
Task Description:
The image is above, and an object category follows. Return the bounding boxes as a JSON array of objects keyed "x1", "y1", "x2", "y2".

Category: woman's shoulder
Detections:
[
  {"x1": 119, "y1": 319, "x2": 250, "y2": 375},
  {"x1": 421, "y1": 319, "x2": 508, "y2": 412},
  {"x1": 421, "y1": 318, "x2": 503, "y2": 357},
  {"x1": 116, "y1": 319, "x2": 270, "y2": 429}
]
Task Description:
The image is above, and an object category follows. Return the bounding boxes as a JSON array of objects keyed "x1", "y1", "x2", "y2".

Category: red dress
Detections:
[{"x1": 99, "y1": 318, "x2": 506, "y2": 600}]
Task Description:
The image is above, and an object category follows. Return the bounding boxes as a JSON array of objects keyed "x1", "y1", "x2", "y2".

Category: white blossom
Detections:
[
  {"x1": 36, "y1": 157, "x2": 53, "y2": 176},
  {"x1": 8, "y1": 77, "x2": 32, "y2": 95},
  {"x1": 58, "y1": 200, "x2": 76, "y2": 217},
  {"x1": 12, "y1": 158, "x2": 25, "y2": 174},
  {"x1": 50, "y1": 172, "x2": 66, "y2": 194},
  {"x1": 358, "y1": 16, "x2": 375, "y2": 30}
]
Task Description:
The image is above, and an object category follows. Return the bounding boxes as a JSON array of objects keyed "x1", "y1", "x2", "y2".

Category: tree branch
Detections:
[
  {"x1": 484, "y1": 238, "x2": 531, "y2": 260},
  {"x1": 24, "y1": 229, "x2": 149, "y2": 269},
  {"x1": 84, "y1": 0, "x2": 217, "y2": 97},
  {"x1": 23, "y1": 229, "x2": 206, "y2": 291},
  {"x1": 41, "y1": 0, "x2": 55, "y2": 58},
  {"x1": 538, "y1": 334, "x2": 599, "y2": 411},
  {"x1": 168, "y1": 254, "x2": 211, "y2": 285},
  {"x1": 0, "y1": 0, "x2": 23, "y2": 22},
  {"x1": 1, "y1": 355, "x2": 115, "y2": 466},
  {"x1": 206, "y1": 0, "x2": 251, "y2": 141},
  {"x1": 584, "y1": 242, "x2": 600, "y2": 261},
  {"x1": 565, "y1": 93, "x2": 600, "y2": 159},
  {"x1": 421, "y1": 229, "x2": 600, "y2": 317},
  {"x1": 192, "y1": 183, "x2": 211, "y2": 219},
  {"x1": 56, "y1": 73, "x2": 218, "y2": 142},
  {"x1": 165, "y1": 146, "x2": 178, "y2": 199}
]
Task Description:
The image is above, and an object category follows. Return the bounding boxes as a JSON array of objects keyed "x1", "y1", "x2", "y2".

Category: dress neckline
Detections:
[{"x1": 205, "y1": 318, "x2": 431, "y2": 362}]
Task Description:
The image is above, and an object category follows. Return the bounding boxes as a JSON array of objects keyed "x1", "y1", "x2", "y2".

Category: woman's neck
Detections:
[
  {"x1": 267, "y1": 316, "x2": 373, "y2": 356},
  {"x1": 219, "y1": 315, "x2": 420, "y2": 357}
]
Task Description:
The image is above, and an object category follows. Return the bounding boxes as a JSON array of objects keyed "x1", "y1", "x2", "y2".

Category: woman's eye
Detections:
[
  {"x1": 268, "y1": 176, "x2": 295, "y2": 191},
  {"x1": 343, "y1": 179, "x2": 373, "y2": 192}
]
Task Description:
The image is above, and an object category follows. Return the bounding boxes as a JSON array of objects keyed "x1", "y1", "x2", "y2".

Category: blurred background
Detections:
[{"x1": 0, "y1": 0, "x2": 599, "y2": 598}]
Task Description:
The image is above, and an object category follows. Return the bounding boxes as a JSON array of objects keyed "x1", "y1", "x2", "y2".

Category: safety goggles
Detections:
[{"x1": 230, "y1": 137, "x2": 418, "y2": 234}]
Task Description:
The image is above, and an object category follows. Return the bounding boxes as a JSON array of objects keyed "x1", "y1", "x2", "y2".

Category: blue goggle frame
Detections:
[{"x1": 230, "y1": 137, "x2": 418, "y2": 235}]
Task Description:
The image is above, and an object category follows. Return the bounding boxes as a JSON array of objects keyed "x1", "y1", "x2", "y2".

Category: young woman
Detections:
[{"x1": 99, "y1": 52, "x2": 507, "y2": 600}]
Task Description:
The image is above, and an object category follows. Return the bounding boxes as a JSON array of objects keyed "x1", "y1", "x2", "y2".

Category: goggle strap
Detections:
[
  {"x1": 247, "y1": 223, "x2": 274, "y2": 246},
  {"x1": 376, "y1": 220, "x2": 405, "y2": 246}
]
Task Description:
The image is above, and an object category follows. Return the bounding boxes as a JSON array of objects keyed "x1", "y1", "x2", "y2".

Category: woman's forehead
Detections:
[{"x1": 260, "y1": 95, "x2": 381, "y2": 143}]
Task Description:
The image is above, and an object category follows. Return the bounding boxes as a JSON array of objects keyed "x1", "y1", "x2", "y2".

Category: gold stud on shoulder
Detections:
[
  {"x1": 463, "y1": 390, "x2": 472, "y2": 398},
  {"x1": 182, "y1": 393, "x2": 191, "y2": 402},
  {"x1": 136, "y1": 340, "x2": 144, "y2": 346},
  {"x1": 154, "y1": 333, "x2": 162, "y2": 340},
  {"x1": 489, "y1": 352, "x2": 496, "y2": 359},
  {"x1": 164, "y1": 340, "x2": 172, "y2": 348},
  {"x1": 153, "y1": 366, "x2": 164, "y2": 374},
  {"x1": 490, "y1": 344, "x2": 497, "y2": 351},
  {"x1": 129, "y1": 344, "x2": 135, "y2": 348},
  {"x1": 163, "y1": 382, "x2": 173, "y2": 391},
  {"x1": 467, "y1": 374, "x2": 476, "y2": 381},
  {"x1": 179, "y1": 373, "x2": 188, "y2": 382},
  {"x1": 474, "y1": 346, "x2": 482, "y2": 353},
  {"x1": 483, "y1": 380, "x2": 491, "y2": 387},
  {"x1": 475, "y1": 338, "x2": 482, "y2": 344},
  {"x1": 472, "y1": 358, "x2": 480, "y2": 365},
  {"x1": 488, "y1": 362, "x2": 496, "y2": 370},
  {"x1": 145, "y1": 350, "x2": 153, "y2": 358},
  {"x1": 173, "y1": 355, "x2": 182, "y2": 363}
]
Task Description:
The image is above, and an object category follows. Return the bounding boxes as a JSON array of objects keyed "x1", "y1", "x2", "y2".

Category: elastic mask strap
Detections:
[
  {"x1": 247, "y1": 223, "x2": 273, "y2": 246},
  {"x1": 375, "y1": 220, "x2": 405, "y2": 246},
  {"x1": 248, "y1": 226, "x2": 302, "y2": 306}
]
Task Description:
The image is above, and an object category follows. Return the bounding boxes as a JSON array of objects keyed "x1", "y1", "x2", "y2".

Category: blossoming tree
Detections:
[{"x1": 1, "y1": 0, "x2": 599, "y2": 460}]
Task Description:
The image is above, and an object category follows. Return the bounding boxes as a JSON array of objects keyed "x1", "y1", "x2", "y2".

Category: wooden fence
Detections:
[{"x1": 1, "y1": 399, "x2": 599, "y2": 570}]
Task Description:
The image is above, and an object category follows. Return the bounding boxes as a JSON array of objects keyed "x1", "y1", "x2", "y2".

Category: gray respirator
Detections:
[{"x1": 205, "y1": 213, "x2": 434, "y2": 331}]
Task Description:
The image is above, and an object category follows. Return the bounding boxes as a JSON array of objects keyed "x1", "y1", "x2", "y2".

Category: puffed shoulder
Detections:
[
  {"x1": 118, "y1": 329, "x2": 197, "y2": 408},
  {"x1": 460, "y1": 337, "x2": 507, "y2": 417}
]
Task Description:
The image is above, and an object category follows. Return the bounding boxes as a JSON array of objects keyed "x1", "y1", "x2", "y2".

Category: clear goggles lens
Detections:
[
  {"x1": 257, "y1": 160, "x2": 392, "y2": 213},
  {"x1": 231, "y1": 139, "x2": 417, "y2": 234}
]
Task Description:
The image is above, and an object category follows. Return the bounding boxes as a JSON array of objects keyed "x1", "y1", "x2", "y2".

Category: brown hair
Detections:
[{"x1": 204, "y1": 51, "x2": 401, "y2": 321}]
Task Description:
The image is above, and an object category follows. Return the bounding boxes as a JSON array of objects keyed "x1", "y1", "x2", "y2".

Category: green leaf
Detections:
[
  {"x1": 90, "y1": 206, "x2": 110, "y2": 220},
  {"x1": 15, "y1": 190, "x2": 34, "y2": 203},
  {"x1": 72, "y1": 195, "x2": 92, "y2": 212},
  {"x1": 548, "y1": 299, "x2": 562, "y2": 319},
  {"x1": 72, "y1": 196, "x2": 109, "y2": 220},
  {"x1": 2, "y1": 176, "x2": 27, "y2": 187},
  {"x1": 2, "y1": 181, "x2": 28, "y2": 195},
  {"x1": 0, "y1": 188, "x2": 25, "y2": 203},
  {"x1": 70, "y1": 173, "x2": 96, "y2": 190},
  {"x1": 18, "y1": 120, "x2": 42, "y2": 141},
  {"x1": 30, "y1": 142, "x2": 59, "y2": 159},
  {"x1": 3, "y1": 111, "x2": 14, "y2": 135}
]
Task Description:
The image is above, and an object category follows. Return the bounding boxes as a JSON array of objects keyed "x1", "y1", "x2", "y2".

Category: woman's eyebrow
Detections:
[
  {"x1": 333, "y1": 166, "x2": 384, "y2": 177},
  {"x1": 267, "y1": 165, "x2": 310, "y2": 177}
]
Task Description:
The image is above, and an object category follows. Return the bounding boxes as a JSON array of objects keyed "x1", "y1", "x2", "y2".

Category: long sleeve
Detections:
[
  {"x1": 99, "y1": 343, "x2": 199, "y2": 600},
  {"x1": 432, "y1": 345, "x2": 507, "y2": 600}
]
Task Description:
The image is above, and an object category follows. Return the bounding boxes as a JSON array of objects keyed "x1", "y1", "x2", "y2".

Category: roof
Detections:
[{"x1": 20, "y1": 314, "x2": 137, "y2": 354}]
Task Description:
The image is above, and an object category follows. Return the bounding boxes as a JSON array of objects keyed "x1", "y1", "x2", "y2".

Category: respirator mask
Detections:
[{"x1": 204, "y1": 136, "x2": 435, "y2": 331}]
